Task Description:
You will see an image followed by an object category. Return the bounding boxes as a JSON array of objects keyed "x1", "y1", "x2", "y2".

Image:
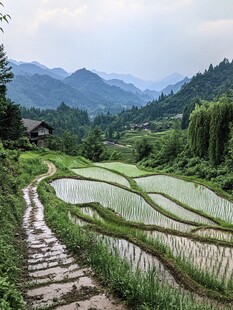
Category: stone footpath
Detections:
[{"x1": 23, "y1": 162, "x2": 125, "y2": 310}]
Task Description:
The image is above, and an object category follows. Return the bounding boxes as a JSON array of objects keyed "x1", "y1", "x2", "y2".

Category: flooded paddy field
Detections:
[{"x1": 45, "y1": 163, "x2": 233, "y2": 309}]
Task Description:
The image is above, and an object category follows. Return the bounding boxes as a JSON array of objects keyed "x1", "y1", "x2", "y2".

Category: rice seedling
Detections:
[
  {"x1": 194, "y1": 228, "x2": 233, "y2": 243},
  {"x1": 40, "y1": 179, "x2": 233, "y2": 310},
  {"x1": 51, "y1": 178, "x2": 195, "y2": 232},
  {"x1": 72, "y1": 166, "x2": 131, "y2": 188},
  {"x1": 135, "y1": 175, "x2": 233, "y2": 224},
  {"x1": 149, "y1": 193, "x2": 215, "y2": 225},
  {"x1": 67, "y1": 210, "x2": 87, "y2": 226},
  {"x1": 145, "y1": 229, "x2": 233, "y2": 290},
  {"x1": 97, "y1": 235, "x2": 178, "y2": 287},
  {"x1": 95, "y1": 162, "x2": 151, "y2": 177}
]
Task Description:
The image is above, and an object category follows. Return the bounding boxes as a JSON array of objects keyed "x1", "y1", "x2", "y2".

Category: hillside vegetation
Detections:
[{"x1": 104, "y1": 58, "x2": 233, "y2": 127}]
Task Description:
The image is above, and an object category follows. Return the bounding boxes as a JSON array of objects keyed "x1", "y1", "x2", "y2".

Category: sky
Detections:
[{"x1": 1, "y1": 0, "x2": 233, "y2": 81}]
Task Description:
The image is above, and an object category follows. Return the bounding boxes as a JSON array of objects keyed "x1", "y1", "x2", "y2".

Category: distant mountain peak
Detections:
[
  {"x1": 68, "y1": 68, "x2": 104, "y2": 83},
  {"x1": 30, "y1": 61, "x2": 48, "y2": 70},
  {"x1": 92, "y1": 70, "x2": 186, "y2": 91},
  {"x1": 9, "y1": 59, "x2": 70, "y2": 80}
]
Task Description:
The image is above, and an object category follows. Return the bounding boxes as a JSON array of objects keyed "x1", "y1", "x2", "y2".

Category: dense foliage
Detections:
[
  {"x1": 0, "y1": 45, "x2": 25, "y2": 144},
  {"x1": 139, "y1": 96, "x2": 233, "y2": 194},
  {"x1": 81, "y1": 127, "x2": 109, "y2": 161},
  {"x1": 21, "y1": 102, "x2": 90, "y2": 138},
  {"x1": 0, "y1": 144, "x2": 25, "y2": 309},
  {"x1": 98, "y1": 59, "x2": 233, "y2": 129},
  {"x1": 188, "y1": 96, "x2": 233, "y2": 166}
]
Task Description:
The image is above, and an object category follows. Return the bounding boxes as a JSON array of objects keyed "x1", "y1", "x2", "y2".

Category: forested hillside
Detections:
[
  {"x1": 8, "y1": 68, "x2": 150, "y2": 116},
  {"x1": 21, "y1": 102, "x2": 90, "y2": 138},
  {"x1": 107, "y1": 59, "x2": 233, "y2": 127},
  {"x1": 138, "y1": 93, "x2": 233, "y2": 194}
]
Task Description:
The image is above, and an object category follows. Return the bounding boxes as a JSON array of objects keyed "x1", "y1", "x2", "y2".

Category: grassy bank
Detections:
[
  {"x1": 38, "y1": 181, "x2": 223, "y2": 310},
  {"x1": 0, "y1": 148, "x2": 47, "y2": 309}
]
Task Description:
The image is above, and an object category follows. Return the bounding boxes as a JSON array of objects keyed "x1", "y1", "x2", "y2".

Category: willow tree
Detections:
[
  {"x1": 188, "y1": 102, "x2": 210, "y2": 158},
  {"x1": 188, "y1": 97, "x2": 233, "y2": 166},
  {"x1": 208, "y1": 99, "x2": 233, "y2": 166}
]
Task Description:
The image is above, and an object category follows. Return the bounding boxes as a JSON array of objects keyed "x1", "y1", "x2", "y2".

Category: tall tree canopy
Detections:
[
  {"x1": 0, "y1": 44, "x2": 25, "y2": 142},
  {"x1": 0, "y1": 44, "x2": 13, "y2": 97},
  {"x1": 81, "y1": 127, "x2": 105, "y2": 161},
  {"x1": 188, "y1": 96, "x2": 233, "y2": 166}
]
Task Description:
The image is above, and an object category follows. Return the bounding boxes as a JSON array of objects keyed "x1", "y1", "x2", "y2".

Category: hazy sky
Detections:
[{"x1": 1, "y1": 0, "x2": 233, "y2": 80}]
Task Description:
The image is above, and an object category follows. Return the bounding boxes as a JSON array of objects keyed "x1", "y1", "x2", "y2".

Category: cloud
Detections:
[
  {"x1": 2, "y1": 0, "x2": 233, "y2": 80},
  {"x1": 30, "y1": 5, "x2": 88, "y2": 32},
  {"x1": 201, "y1": 18, "x2": 233, "y2": 35}
]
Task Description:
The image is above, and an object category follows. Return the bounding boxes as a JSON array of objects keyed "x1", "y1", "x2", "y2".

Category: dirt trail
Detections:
[{"x1": 23, "y1": 161, "x2": 125, "y2": 310}]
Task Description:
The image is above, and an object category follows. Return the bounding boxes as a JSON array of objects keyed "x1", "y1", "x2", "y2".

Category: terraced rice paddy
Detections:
[
  {"x1": 149, "y1": 193, "x2": 215, "y2": 225},
  {"x1": 51, "y1": 179, "x2": 195, "y2": 232},
  {"x1": 145, "y1": 230, "x2": 233, "y2": 287},
  {"x1": 194, "y1": 228, "x2": 233, "y2": 243},
  {"x1": 48, "y1": 162, "x2": 233, "y2": 308},
  {"x1": 72, "y1": 166, "x2": 131, "y2": 188},
  {"x1": 135, "y1": 175, "x2": 233, "y2": 224},
  {"x1": 98, "y1": 235, "x2": 178, "y2": 287},
  {"x1": 95, "y1": 162, "x2": 150, "y2": 177}
]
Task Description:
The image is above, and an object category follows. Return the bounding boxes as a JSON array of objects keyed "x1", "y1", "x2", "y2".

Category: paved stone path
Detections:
[{"x1": 23, "y1": 161, "x2": 125, "y2": 310}]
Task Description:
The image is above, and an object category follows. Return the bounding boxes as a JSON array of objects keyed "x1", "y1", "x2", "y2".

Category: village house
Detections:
[
  {"x1": 22, "y1": 118, "x2": 53, "y2": 147},
  {"x1": 131, "y1": 122, "x2": 150, "y2": 130}
]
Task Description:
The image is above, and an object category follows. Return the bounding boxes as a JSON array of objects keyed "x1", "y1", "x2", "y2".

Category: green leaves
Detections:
[
  {"x1": 0, "y1": 2, "x2": 11, "y2": 33},
  {"x1": 0, "y1": 277, "x2": 25, "y2": 310}
]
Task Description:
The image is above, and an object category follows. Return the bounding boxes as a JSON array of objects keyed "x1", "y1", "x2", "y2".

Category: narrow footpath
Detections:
[{"x1": 22, "y1": 161, "x2": 125, "y2": 310}]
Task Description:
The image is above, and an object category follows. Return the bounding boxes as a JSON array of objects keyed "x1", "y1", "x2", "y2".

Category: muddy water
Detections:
[{"x1": 23, "y1": 162, "x2": 126, "y2": 310}]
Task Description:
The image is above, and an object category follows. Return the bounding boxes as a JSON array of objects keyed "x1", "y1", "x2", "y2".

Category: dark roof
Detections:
[{"x1": 22, "y1": 118, "x2": 53, "y2": 133}]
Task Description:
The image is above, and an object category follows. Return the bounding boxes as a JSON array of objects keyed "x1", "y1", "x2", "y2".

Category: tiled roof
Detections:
[{"x1": 22, "y1": 118, "x2": 53, "y2": 133}]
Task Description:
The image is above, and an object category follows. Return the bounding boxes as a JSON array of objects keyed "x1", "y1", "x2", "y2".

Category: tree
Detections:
[
  {"x1": 208, "y1": 99, "x2": 233, "y2": 166},
  {"x1": 0, "y1": 2, "x2": 11, "y2": 33},
  {"x1": 181, "y1": 97, "x2": 201, "y2": 129},
  {"x1": 81, "y1": 127, "x2": 105, "y2": 161},
  {"x1": 61, "y1": 130, "x2": 79, "y2": 155},
  {"x1": 135, "y1": 138, "x2": 153, "y2": 161},
  {"x1": 158, "y1": 130, "x2": 184, "y2": 164},
  {"x1": 0, "y1": 97, "x2": 25, "y2": 140},
  {"x1": 188, "y1": 102, "x2": 210, "y2": 158},
  {"x1": 0, "y1": 44, "x2": 13, "y2": 97}
]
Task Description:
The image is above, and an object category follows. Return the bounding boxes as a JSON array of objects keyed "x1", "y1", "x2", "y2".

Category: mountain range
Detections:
[
  {"x1": 7, "y1": 60, "x2": 190, "y2": 116},
  {"x1": 92, "y1": 70, "x2": 186, "y2": 91},
  {"x1": 109, "y1": 58, "x2": 233, "y2": 127}
]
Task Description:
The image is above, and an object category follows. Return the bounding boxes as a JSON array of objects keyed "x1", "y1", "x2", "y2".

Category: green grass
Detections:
[
  {"x1": 70, "y1": 202, "x2": 233, "y2": 298},
  {"x1": 39, "y1": 181, "x2": 222, "y2": 310},
  {"x1": 0, "y1": 151, "x2": 55, "y2": 309},
  {"x1": 105, "y1": 144, "x2": 134, "y2": 163},
  {"x1": 118, "y1": 129, "x2": 173, "y2": 146},
  {"x1": 16, "y1": 150, "x2": 233, "y2": 308}
]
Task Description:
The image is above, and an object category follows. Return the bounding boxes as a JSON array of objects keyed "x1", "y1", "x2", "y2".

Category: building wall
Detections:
[{"x1": 37, "y1": 126, "x2": 50, "y2": 136}]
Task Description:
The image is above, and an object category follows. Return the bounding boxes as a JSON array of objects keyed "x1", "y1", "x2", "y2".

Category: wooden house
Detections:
[{"x1": 22, "y1": 118, "x2": 53, "y2": 147}]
